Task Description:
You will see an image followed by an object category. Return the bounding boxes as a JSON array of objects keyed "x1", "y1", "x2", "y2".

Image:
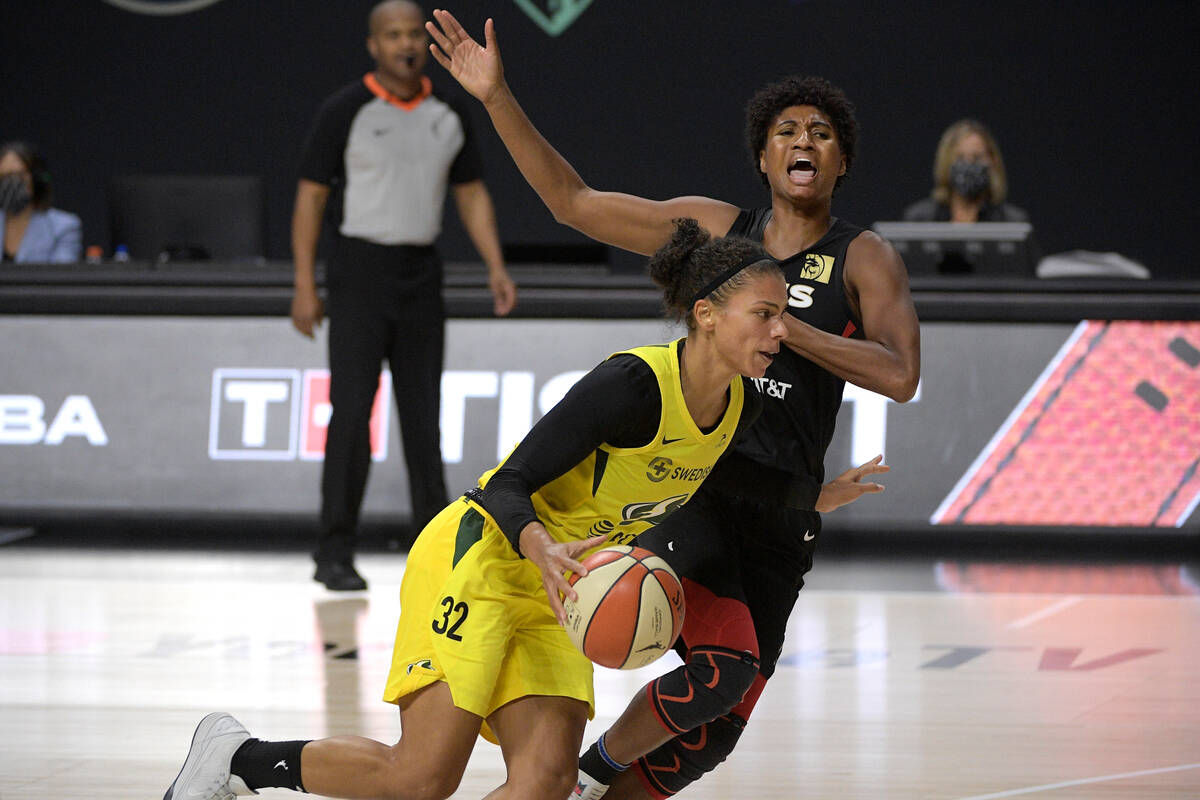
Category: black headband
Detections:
[{"x1": 691, "y1": 253, "x2": 772, "y2": 305}]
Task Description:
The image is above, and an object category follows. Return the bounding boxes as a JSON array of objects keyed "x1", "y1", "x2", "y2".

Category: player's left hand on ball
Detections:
[
  {"x1": 520, "y1": 527, "x2": 606, "y2": 624},
  {"x1": 557, "y1": 535, "x2": 608, "y2": 581}
]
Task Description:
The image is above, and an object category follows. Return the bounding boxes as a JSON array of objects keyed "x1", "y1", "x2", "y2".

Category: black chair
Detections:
[{"x1": 108, "y1": 174, "x2": 265, "y2": 262}]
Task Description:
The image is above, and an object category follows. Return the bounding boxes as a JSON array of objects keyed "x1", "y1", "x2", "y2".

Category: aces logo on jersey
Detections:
[{"x1": 800, "y1": 253, "x2": 834, "y2": 284}]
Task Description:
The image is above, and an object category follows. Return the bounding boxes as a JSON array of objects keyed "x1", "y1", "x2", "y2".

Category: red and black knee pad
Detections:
[
  {"x1": 647, "y1": 645, "x2": 760, "y2": 736},
  {"x1": 634, "y1": 712, "x2": 748, "y2": 799}
]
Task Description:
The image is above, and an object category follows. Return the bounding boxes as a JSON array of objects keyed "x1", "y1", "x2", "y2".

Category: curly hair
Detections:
[
  {"x1": 648, "y1": 218, "x2": 780, "y2": 329},
  {"x1": 743, "y1": 76, "x2": 858, "y2": 191}
]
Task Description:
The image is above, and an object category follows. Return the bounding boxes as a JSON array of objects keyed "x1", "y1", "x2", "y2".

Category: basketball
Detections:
[{"x1": 562, "y1": 545, "x2": 685, "y2": 670}]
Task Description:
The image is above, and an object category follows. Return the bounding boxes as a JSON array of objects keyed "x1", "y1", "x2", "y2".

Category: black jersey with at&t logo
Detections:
[{"x1": 725, "y1": 209, "x2": 865, "y2": 488}]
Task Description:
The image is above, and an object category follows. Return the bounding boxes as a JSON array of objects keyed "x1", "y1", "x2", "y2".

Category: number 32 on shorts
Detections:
[{"x1": 432, "y1": 595, "x2": 469, "y2": 641}]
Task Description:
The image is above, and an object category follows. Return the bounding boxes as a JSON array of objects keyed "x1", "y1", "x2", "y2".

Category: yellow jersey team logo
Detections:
[
  {"x1": 406, "y1": 658, "x2": 434, "y2": 675},
  {"x1": 800, "y1": 253, "x2": 835, "y2": 284}
]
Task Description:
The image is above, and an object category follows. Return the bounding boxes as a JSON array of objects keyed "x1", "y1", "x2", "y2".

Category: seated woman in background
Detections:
[
  {"x1": 0, "y1": 141, "x2": 82, "y2": 263},
  {"x1": 903, "y1": 119, "x2": 1029, "y2": 223}
]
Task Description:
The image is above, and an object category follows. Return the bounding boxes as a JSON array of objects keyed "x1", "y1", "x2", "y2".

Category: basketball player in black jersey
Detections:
[{"x1": 428, "y1": 11, "x2": 920, "y2": 799}]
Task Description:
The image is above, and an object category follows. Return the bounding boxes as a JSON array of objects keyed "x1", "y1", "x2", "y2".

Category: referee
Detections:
[{"x1": 291, "y1": 0, "x2": 516, "y2": 591}]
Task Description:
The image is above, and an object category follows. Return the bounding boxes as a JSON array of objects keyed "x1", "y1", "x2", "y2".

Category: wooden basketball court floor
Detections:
[{"x1": 1, "y1": 531, "x2": 1198, "y2": 799}]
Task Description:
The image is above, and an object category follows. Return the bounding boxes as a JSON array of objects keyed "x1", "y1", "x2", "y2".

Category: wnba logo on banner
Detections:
[
  {"x1": 208, "y1": 368, "x2": 388, "y2": 462},
  {"x1": 0, "y1": 395, "x2": 108, "y2": 445},
  {"x1": 100, "y1": 0, "x2": 227, "y2": 15}
]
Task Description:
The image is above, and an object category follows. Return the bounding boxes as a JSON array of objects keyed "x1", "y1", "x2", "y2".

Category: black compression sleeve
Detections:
[{"x1": 478, "y1": 355, "x2": 661, "y2": 553}]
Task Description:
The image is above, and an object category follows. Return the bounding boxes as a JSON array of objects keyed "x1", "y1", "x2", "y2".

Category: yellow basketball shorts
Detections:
[{"x1": 383, "y1": 497, "x2": 595, "y2": 743}]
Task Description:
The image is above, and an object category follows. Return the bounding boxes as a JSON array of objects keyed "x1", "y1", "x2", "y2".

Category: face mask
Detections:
[
  {"x1": 0, "y1": 174, "x2": 32, "y2": 214},
  {"x1": 948, "y1": 159, "x2": 990, "y2": 201}
]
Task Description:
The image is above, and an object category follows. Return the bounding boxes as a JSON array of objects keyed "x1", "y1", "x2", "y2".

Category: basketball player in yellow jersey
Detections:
[
  {"x1": 382, "y1": 336, "x2": 747, "y2": 742},
  {"x1": 161, "y1": 219, "x2": 788, "y2": 800}
]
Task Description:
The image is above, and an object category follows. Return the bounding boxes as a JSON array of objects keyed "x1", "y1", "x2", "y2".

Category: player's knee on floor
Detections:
[
  {"x1": 648, "y1": 646, "x2": 759, "y2": 735},
  {"x1": 635, "y1": 713, "x2": 747, "y2": 798}
]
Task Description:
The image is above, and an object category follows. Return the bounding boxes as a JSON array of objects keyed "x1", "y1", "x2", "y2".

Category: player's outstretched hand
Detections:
[
  {"x1": 518, "y1": 522, "x2": 607, "y2": 624},
  {"x1": 426, "y1": 10, "x2": 505, "y2": 105},
  {"x1": 815, "y1": 454, "x2": 889, "y2": 513}
]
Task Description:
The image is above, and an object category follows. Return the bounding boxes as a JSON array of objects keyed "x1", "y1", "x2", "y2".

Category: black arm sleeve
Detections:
[{"x1": 478, "y1": 355, "x2": 661, "y2": 553}]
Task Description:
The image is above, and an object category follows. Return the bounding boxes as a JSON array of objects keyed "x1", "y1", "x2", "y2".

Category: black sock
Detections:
[
  {"x1": 231, "y1": 738, "x2": 310, "y2": 793},
  {"x1": 579, "y1": 733, "x2": 630, "y2": 785}
]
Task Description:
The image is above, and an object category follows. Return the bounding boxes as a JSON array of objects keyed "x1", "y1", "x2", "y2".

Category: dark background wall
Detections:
[{"x1": 3, "y1": 0, "x2": 1197, "y2": 278}]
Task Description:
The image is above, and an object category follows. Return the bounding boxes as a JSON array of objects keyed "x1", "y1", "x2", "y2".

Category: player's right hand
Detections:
[{"x1": 426, "y1": 10, "x2": 505, "y2": 105}]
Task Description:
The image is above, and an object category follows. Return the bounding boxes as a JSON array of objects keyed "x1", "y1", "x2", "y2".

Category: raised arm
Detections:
[
  {"x1": 427, "y1": 10, "x2": 738, "y2": 255},
  {"x1": 782, "y1": 231, "x2": 920, "y2": 401}
]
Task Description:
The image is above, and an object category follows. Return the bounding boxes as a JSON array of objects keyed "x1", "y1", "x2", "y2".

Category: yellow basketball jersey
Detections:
[{"x1": 477, "y1": 338, "x2": 745, "y2": 548}]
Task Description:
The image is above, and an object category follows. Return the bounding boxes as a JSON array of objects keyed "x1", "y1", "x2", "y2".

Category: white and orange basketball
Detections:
[{"x1": 563, "y1": 545, "x2": 685, "y2": 670}]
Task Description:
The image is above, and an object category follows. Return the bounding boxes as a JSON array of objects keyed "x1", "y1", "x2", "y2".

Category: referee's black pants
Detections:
[{"x1": 316, "y1": 237, "x2": 449, "y2": 566}]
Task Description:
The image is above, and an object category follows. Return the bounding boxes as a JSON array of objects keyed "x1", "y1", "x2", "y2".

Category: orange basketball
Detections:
[{"x1": 562, "y1": 545, "x2": 685, "y2": 670}]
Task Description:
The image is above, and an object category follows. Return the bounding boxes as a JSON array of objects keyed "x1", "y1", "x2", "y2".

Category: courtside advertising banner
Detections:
[{"x1": 1, "y1": 317, "x2": 1196, "y2": 532}]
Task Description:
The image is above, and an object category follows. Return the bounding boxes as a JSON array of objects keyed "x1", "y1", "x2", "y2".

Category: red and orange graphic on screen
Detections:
[{"x1": 933, "y1": 321, "x2": 1200, "y2": 528}]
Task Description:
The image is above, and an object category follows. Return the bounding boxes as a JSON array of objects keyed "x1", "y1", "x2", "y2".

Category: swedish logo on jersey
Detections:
[
  {"x1": 646, "y1": 456, "x2": 673, "y2": 483},
  {"x1": 799, "y1": 253, "x2": 835, "y2": 284}
]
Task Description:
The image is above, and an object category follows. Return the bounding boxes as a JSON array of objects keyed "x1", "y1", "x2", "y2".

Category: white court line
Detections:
[
  {"x1": 954, "y1": 762, "x2": 1200, "y2": 799},
  {"x1": 1005, "y1": 596, "x2": 1081, "y2": 629}
]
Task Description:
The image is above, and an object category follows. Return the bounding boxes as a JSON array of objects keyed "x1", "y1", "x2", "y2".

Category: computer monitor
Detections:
[
  {"x1": 872, "y1": 221, "x2": 1036, "y2": 277},
  {"x1": 108, "y1": 174, "x2": 265, "y2": 262}
]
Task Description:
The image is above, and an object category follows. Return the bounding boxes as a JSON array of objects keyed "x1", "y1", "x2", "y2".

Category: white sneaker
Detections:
[
  {"x1": 573, "y1": 769, "x2": 610, "y2": 800},
  {"x1": 163, "y1": 712, "x2": 254, "y2": 799}
]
